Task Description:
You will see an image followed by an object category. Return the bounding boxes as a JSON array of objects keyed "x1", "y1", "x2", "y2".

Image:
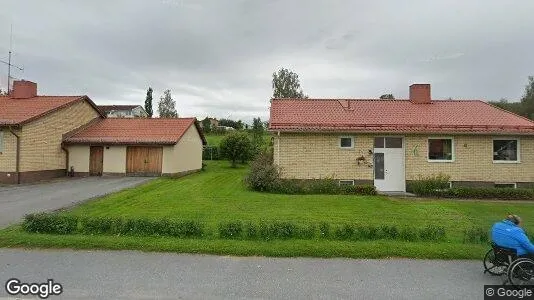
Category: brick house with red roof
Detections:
[
  {"x1": 269, "y1": 84, "x2": 534, "y2": 192},
  {"x1": 0, "y1": 80, "x2": 205, "y2": 184}
]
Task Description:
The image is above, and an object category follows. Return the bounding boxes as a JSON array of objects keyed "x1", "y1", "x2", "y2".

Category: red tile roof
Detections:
[
  {"x1": 63, "y1": 118, "x2": 207, "y2": 145},
  {"x1": 269, "y1": 99, "x2": 534, "y2": 134},
  {"x1": 0, "y1": 95, "x2": 102, "y2": 125}
]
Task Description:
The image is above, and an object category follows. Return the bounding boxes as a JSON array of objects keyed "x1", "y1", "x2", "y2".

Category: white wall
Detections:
[
  {"x1": 103, "y1": 146, "x2": 126, "y2": 173},
  {"x1": 68, "y1": 145, "x2": 90, "y2": 172},
  {"x1": 162, "y1": 125, "x2": 203, "y2": 174}
]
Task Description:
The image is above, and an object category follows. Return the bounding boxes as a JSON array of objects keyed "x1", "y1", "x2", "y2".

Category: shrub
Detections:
[
  {"x1": 319, "y1": 222, "x2": 330, "y2": 238},
  {"x1": 408, "y1": 173, "x2": 451, "y2": 196},
  {"x1": 444, "y1": 187, "x2": 534, "y2": 200},
  {"x1": 167, "y1": 220, "x2": 204, "y2": 238},
  {"x1": 380, "y1": 225, "x2": 400, "y2": 240},
  {"x1": 244, "y1": 222, "x2": 258, "y2": 239},
  {"x1": 341, "y1": 184, "x2": 378, "y2": 196},
  {"x1": 80, "y1": 216, "x2": 118, "y2": 234},
  {"x1": 244, "y1": 152, "x2": 281, "y2": 192},
  {"x1": 419, "y1": 225, "x2": 446, "y2": 241},
  {"x1": 334, "y1": 224, "x2": 355, "y2": 240},
  {"x1": 23, "y1": 213, "x2": 78, "y2": 234},
  {"x1": 297, "y1": 223, "x2": 316, "y2": 239},
  {"x1": 219, "y1": 221, "x2": 244, "y2": 239},
  {"x1": 399, "y1": 227, "x2": 419, "y2": 242},
  {"x1": 463, "y1": 227, "x2": 489, "y2": 244},
  {"x1": 269, "y1": 222, "x2": 297, "y2": 239},
  {"x1": 356, "y1": 225, "x2": 381, "y2": 240}
]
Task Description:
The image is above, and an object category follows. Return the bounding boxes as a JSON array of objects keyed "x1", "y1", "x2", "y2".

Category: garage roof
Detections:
[{"x1": 63, "y1": 118, "x2": 207, "y2": 145}]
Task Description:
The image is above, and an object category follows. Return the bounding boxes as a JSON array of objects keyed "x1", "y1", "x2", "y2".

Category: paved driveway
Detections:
[
  {"x1": 0, "y1": 177, "x2": 152, "y2": 227},
  {"x1": 0, "y1": 249, "x2": 499, "y2": 300}
]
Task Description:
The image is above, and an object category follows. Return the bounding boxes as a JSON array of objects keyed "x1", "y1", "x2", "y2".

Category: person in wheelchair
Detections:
[{"x1": 491, "y1": 214, "x2": 534, "y2": 260}]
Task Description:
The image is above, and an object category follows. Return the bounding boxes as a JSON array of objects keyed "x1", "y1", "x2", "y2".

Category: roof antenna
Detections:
[{"x1": 0, "y1": 24, "x2": 24, "y2": 95}]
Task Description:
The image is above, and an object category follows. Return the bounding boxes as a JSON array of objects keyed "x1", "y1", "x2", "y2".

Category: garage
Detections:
[
  {"x1": 126, "y1": 146, "x2": 163, "y2": 175},
  {"x1": 63, "y1": 118, "x2": 206, "y2": 178}
]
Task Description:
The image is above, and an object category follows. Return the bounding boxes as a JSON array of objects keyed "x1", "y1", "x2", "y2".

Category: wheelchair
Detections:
[{"x1": 483, "y1": 242, "x2": 534, "y2": 287}]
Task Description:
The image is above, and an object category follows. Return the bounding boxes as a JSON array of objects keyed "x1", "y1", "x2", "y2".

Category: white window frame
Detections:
[
  {"x1": 427, "y1": 137, "x2": 455, "y2": 163},
  {"x1": 339, "y1": 180, "x2": 355, "y2": 186},
  {"x1": 339, "y1": 136, "x2": 354, "y2": 149},
  {"x1": 494, "y1": 182, "x2": 517, "y2": 189},
  {"x1": 492, "y1": 138, "x2": 520, "y2": 164}
]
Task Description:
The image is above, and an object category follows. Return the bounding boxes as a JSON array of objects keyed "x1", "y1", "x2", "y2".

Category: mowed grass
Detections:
[{"x1": 1, "y1": 160, "x2": 534, "y2": 259}]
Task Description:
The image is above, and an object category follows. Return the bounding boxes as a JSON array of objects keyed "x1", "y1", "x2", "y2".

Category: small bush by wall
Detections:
[
  {"x1": 244, "y1": 154, "x2": 377, "y2": 195},
  {"x1": 407, "y1": 173, "x2": 451, "y2": 196},
  {"x1": 444, "y1": 187, "x2": 534, "y2": 200}
]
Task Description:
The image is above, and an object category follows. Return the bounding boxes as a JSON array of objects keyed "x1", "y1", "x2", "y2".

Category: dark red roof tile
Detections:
[
  {"x1": 63, "y1": 118, "x2": 206, "y2": 145},
  {"x1": 269, "y1": 99, "x2": 534, "y2": 134},
  {"x1": 0, "y1": 96, "x2": 89, "y2": 125}
]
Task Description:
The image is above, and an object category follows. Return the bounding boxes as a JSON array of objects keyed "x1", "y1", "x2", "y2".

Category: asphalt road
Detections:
[
  {"x1": 0, "y1": 249, "x2": 501, "y2": 300},
  {"x1": 0, "y1": 177, "x2": 151, "y2": 227}
]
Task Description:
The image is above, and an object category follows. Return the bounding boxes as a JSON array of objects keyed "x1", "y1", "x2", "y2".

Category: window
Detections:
[
  {"x1": 374, "y1": 137, "x2": 402, "y2": 148},
  {"x1": 339, "y1": 180, "x2": 355, "y2": 186},
  {"x1": 493, "y1": 139, "x2": 519, "y2": 162},
  {"x1": 428, "y1": 138, "x2": 453, "y2": 161},
  {"x1": 385, "y1": 137, "x2": 403, "y2": 148},
  {"x1": 495, "y1": 183, "x2": 517, "y2": 189},
  {"x1": 339, "y1": 137, "x2": 353, "y2": 148}
]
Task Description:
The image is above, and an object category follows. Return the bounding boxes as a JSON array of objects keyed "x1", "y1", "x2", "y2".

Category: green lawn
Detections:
[{"x1": 1, "y1": 160, "x2": 534, "y2": 259}]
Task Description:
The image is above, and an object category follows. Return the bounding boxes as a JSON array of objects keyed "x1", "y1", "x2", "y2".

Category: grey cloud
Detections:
[{"x1": 2, "y1": 0, "x2": 534, "y2": 124}]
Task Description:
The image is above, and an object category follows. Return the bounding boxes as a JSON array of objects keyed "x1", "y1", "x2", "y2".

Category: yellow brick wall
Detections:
[
  {"x1": 274, "y1": 133, "x2": 374, "y2": 179},
  {"x1": 0, "y1": 128, "x2": 19, "y2": 172},
  {"x1": 274, "y1": 133, "x2": 534, "y2": 183},
  {"x1": 20, "y1": 100, "x2": 100, "y2": 172},
  {"x1": 405, "y1": 135, "x2": 534, "y2": 182}
]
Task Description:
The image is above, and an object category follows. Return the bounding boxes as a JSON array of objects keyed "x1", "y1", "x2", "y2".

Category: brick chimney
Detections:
[
  {"x1": 11, "y1": 80, "x2": 38, "y2": 99},
  {"x1": 409, "y1": 84, "x2": 431, "y2": 104}
]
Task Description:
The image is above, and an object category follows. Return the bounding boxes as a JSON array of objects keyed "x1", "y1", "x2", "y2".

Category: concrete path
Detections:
[
  {"x1": 0, "y1": 249, "x2": 500, "y2": 299},
  {"x1": 0, "y1": 177, "x2": 151, "y2": 227}
]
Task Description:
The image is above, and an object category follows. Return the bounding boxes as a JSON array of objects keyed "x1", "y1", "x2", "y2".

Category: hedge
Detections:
[
  {"x1": 23, "y1": 214, "x2": 204, "y2": 238},
  {"x1": 23, "y1": 214, "x2": 500, "y2": 245}
]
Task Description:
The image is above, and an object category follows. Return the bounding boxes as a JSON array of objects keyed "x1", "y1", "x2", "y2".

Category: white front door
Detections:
[{"x1": 373, "y1": 137, "x2": 405, "y2": 192}]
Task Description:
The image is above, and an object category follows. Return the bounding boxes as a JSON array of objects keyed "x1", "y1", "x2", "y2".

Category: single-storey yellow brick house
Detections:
[
  {"x1": 268, "y1": 84, "x2": 534, "y2": 192},
  {"x1": 0, "y1": 80, "x2": 205, "y2": 184}
]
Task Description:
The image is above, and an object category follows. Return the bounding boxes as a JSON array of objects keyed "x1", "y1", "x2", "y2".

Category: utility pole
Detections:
[{"x1": 0, "y1": 24, "x2": 24, "y2": 95}]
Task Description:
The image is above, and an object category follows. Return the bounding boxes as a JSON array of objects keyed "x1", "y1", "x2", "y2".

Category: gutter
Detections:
[
  {"x1": 61, "y1": 143, "x2": 70, "y2": 176},
  {"x1": 277, "y1": 131, "x2": 280, "y2": 166},
  {"x1": 8, "y1": 126, "x2": 21, "y2": 184}
]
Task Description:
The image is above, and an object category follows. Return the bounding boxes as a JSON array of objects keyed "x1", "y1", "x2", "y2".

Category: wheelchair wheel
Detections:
[
  {"x1": 483, "y1": 249, "x2": 507, "y2": 275},
  {"x1": 508, "y1": 259, "x2": 534, "y2": 287}
]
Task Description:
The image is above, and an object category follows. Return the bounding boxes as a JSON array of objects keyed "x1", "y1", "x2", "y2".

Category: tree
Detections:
[
  {"x1": 219, "y1": 131, "x2": 253, "y2": 167},
  {"x1": 158, "y1": 89, "x2": 178, "y2": 118},
  {"x1": 201, "y1": 117, "x2": 212, "y2": 133},
  {"x1": 272, "y1": 67, "x2": 308, "y2": 98},
  {"x1": 521, "y1": 76, "x2": 534, "y2": 119},
  {"x1": 144, "y1": 87, "x2": 153, "y2": 118},
  {"x1": 379, "y1": 94, "x2": 395, "y2": 99},
  {"x1": 251, "y1": 117, "x2": 266, "y2": 157}
]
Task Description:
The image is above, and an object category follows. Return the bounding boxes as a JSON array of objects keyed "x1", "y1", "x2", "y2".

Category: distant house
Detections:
[
  {"x1": 269, "y1": 83, "x2": 534, "y2": 192},
  {"x1": 199, "y1": 117, "x2": 219, "y2": 129},
  {"x1": 98, "y1": 105, "x2": 148, "y2": 118},
  {"x1": 216, "y1": 126, "x2": 235, "y2": 131}
]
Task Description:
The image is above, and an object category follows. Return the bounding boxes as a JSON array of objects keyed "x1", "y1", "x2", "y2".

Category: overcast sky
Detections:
[{"x1": 1, "y1": 0, "x2": 533, "y2": 123}]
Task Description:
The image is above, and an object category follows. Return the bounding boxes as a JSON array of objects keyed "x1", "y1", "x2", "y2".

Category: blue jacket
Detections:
[{"x1": 491, "y1": 220, "x2": 534, "y2": 256}]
